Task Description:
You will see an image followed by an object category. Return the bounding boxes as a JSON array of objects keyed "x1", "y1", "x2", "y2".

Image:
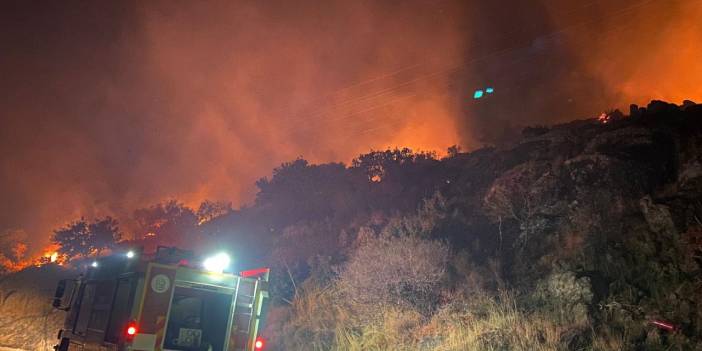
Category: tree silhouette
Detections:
[
  {"x1": 255, "y1": 159, "x2": 355, "y2": 227},
  {"x1": 52, "y1": 217, "x2": 121, "y2": 260},
  {"x1": 133, "y1": 201, "x2": 198, "y2": 248},
  {"x1": 89, "y1": 217, "x2": 121, "y2": 256},
  {"x1": 196, "y1": 200, "x2": 232, "y2": 224},
  {"x1": 52, "y1": 219, "x2": 90, "y2": 259}
]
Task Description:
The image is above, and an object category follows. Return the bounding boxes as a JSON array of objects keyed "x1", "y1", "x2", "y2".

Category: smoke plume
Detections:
[{"x1": 1, "y1": 0, "x2": 700, "y2": 252}]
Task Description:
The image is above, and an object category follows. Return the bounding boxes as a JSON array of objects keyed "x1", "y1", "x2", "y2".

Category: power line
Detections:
[{"x1": 276, "y1": 0, "x2": 673, "y2": 139}]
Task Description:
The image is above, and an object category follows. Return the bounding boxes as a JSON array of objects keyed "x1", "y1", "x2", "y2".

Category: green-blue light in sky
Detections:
[{"x1": 473, "y1": 90, "x2": 484, "y2": 99}]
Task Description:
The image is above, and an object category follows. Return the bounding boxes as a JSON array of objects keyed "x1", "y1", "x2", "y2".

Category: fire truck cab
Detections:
[{"x1": 51, "y1": 247, "x2": 269, "y2": 351}]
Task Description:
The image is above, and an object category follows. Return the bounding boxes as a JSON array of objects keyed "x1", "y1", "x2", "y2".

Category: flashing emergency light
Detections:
[
  {"x1": 91, "y1": 261, "x2": 99, "y2": 268},
  {"x1": 473, "y1": 90, "x2": 484, "y2": 99},
  {"x1": 254, "y1": 336, "x2": 265, "y2": 350},
  {"x1": 126, "y1": 250, "x2": 135, "y2": 259},
  {"x1": 486, "y1": 87, "x2": 494, "y2": 94},
  {"x1": 203, "y1": 252, "x2": 231, "y2": 273}
]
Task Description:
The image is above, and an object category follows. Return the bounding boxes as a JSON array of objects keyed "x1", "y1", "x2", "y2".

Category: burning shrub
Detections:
[{"x1": 0, "y1": 230, "x2": 30, "y2": 273}]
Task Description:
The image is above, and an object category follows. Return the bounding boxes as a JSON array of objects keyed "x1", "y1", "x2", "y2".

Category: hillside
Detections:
[
  {"x1": 251, "y1": 100, "x2": 702, "y2": 350},
  {"x1": 0, "y1": 265, "x2": 75, "y2": 351},
  {"x1": 1, "y1": 100, "x2": 700, "y2": 350}
]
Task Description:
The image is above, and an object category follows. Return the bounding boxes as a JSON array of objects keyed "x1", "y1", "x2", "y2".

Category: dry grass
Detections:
[
  {"x1": 425, "y1": 292, "x2": 573, "y2": 351},
  {"x1": 0, "y1": 265, "x2": 73, "y2": 351},
  {"x1": 279, "y1": 286, "x2": 348, "y2": 351},
  {"x1": 590, "y1": 329, "x2": 627, "y2": 351},
  {"x1": 274, "y1": 286, "x2": 592, "y2": 351}
]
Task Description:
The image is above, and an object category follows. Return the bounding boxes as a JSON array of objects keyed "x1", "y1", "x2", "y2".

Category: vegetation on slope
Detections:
[
  {"x1": 1, "y1": 100, "x2": 700, "y2": 350},
  {"x1": 262, "y1": 100, "x2": 702, "y2": 350}
]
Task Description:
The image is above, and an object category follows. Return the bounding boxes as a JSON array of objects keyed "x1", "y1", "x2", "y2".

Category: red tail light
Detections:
[
  {"x1": 126, "y1": 321, "x2": 138, "y2": 339},
  {"x1": 254, "y1": 336, "x2": 265, "y2": 350}
]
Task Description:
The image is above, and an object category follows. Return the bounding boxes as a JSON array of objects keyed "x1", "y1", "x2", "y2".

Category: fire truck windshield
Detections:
[{"x1": 164, "y1": 286, "x2": 232, "y2": 351}]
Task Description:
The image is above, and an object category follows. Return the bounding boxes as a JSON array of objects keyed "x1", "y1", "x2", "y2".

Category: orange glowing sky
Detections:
[{"x1": 1, "y1": 0, "x2": 701, "y2": 253}]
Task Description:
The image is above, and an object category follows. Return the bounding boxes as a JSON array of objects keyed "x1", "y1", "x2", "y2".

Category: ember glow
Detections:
[
  {"x1": 34, "y1": 245, "x2": 65, "y2": 267},
  {"x1": 598, "y1": 113, "x2": 610, "y2": 124},
  {"x1": 1, "y1": 0, "x2": 701, "y2": 253}
]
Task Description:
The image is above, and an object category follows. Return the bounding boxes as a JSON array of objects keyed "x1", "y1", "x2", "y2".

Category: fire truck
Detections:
[{"x1": 51, "y1": 247, "x2": 270, "y2": 351}]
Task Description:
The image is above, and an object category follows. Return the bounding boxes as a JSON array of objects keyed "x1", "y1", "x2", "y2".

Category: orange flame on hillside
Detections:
[
  {"x1": 39, "y1": 245, "x2": 65, "y2": 266},
  {"x1": 31, "y1": 246, "x2": 67, "y2": 268},
  {"x1": 598, "y1": 113, "x2": 610, "y2": 124},
  {"x1": 0, "y1": 243, "x2": 66, "y2": 273}
]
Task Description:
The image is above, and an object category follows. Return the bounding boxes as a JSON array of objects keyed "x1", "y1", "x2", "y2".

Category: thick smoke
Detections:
[
  {"x1": 1, "y1": 0, "x2": 700, "y2": 252},
  {"x1": 1, "y1": 0, "x2": 466, "y2": 251},
  {"x1": 557, "y1": 0, "x2": 702, "y2": 107},
  {"x1": 460, "y1": 0, "x2": 702, "y2": 143}
]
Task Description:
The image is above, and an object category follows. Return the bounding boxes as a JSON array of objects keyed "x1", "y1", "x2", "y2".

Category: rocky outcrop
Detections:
[{"x1": 479, "y1": 100, "x2": 702, "y2": 345}]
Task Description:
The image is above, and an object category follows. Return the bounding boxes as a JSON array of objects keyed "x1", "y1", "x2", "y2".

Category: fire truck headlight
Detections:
[
  {"x1": 126, "y1": 250, "x2": 135, "y2": 259},
  {"x1": 203, "y1": 252, "x2": 230, "y2": 273}
]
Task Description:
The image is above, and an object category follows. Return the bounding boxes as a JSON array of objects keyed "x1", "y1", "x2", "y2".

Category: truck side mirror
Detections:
[
  {"x1": 52, "y1": 280, "x2": 67, "y2": 308},
  {"x1": 51, "y1": 278, "x2": 81, "y2": 311}
]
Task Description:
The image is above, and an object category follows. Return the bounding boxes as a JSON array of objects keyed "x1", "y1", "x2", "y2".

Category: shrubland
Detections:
[
  {"x1": 1, "y1": 100, "x2": 701, "y2": 350},
  {"x1": 264, "y1": 101, "x2": 702, "y2": 350}
]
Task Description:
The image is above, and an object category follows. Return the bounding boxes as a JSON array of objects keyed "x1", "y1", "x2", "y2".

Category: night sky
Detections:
[{"x1": 2, "y1": 0, "x2": 701, "y2": 252}]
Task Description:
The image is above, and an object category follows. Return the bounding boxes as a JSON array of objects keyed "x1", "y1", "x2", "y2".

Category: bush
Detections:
[
  {"x1": 337, "y1": 234, "x2": 449, "y2": 320},
  {"x1": 530, "y1": 267, "x2": 593, "y2": 327}
]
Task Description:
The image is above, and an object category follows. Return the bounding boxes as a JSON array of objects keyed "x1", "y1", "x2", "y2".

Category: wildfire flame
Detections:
[
  {"x1": 33, "y1": 246, "x2": 66, "y2": 267},
  {"x1": 598, "y1": 112, "x2": 610, "y2": 124}
]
